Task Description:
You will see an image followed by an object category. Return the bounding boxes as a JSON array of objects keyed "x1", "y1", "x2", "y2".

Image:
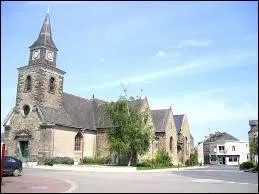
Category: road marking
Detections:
[
  {"x1": 191, "y1": 179, "x2": 224, "y2": 184},
  {"x1": 191, "y1": 179, "x2": 258, "y2": 185},
  {"x1": 63, "y1": 179, "x2": 78, "y2": 193}
]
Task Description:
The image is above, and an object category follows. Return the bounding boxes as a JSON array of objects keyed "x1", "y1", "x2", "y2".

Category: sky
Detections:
[{"x1": 1, "y1": 1, "x2": 258, "y2": 146}]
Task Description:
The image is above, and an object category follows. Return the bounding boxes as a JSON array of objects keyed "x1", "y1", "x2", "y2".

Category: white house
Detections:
[{"x1": 208, "y1": 132, "x2": 249, "y2": 165}]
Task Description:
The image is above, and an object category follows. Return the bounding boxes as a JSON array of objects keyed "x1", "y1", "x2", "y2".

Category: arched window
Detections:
[
  {"x1": 26, "y1": 76, "x2": 32, "y2": 91},
  {"x1": 170, "y1": 136, "x2": 173, "y2": 151},
  {"x1": 74, "y1": 132, "x2": 83, "y2": 151},
  {"x1": 49, "y1": 77, "x2": 55, "y2": 92}
]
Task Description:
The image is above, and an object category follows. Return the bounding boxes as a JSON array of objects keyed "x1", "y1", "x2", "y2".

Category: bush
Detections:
[
  {"x1": 154, "y1": 150, "x2": 171, "y2": 166},
  {"x1": 52, "y1": 157, "x2": 74, "y2": 165},
  {"x1": 44, "y1": 158, "x2": 54, "y2": 166},
  {"x1": 136, "y1": 159, "x2": 153, "y2": 167},
  {"x1": 190, "y1": 153, "x2": 198, "y2": 166},
  {"x1": 185, "y1": 159, "x2": 190, "y2": 166},
  {"x1": 83, "y1": 157, "x2": 106, "y2": 164},
  {"x1": 239, "y1": 161, "x2": 255, "y2": 170}
]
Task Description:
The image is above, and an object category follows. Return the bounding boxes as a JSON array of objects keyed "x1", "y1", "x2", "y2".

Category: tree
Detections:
[
  {"x1": 250, "y1": 136, "x2": 258, "y2": 156},
  {"x1": 190, "y1": 153, "x2": 198, "y2": 166},
  {"x1": 105, "y1": 99, "x2": 152, "y2": 166}
]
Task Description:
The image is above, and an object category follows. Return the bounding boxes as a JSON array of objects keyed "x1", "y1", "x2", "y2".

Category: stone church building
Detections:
[{"x1": 3, "y1": 14, "x2": 194, "y2": 165}]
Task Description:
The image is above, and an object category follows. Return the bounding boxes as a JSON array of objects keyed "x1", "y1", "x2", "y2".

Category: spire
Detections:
[{"x1": 30, "y1": 13, "x2": 58, "y2": 51}]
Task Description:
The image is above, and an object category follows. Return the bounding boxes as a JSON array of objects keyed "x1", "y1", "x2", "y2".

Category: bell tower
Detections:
[
  {"x1": 28, "y1": 13, "x2": 58, "y2": 67},
  {"x1": 15, "y1": 13, "x2": 66, "y2": 113}
]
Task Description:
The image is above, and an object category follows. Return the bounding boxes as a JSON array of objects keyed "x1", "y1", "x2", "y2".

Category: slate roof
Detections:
[
  {"x1": 173, "y1": 114, "x2": 184, "y2": 133},
  {"x1": 30, "y1": 13, "x2": 57, "y2": 51},
  {"x1": 96, "y1": 98, "x2": 147, "y2": 128},
  {"x1": 204, "y1": 132, "x2": 239, "y2": 143},
  {"x1": 38, "y1": 93, "x2": 148, "y2": 130},
  {"x1": 151, "y1": 109, "x2": 170, "y2": 133},
  {"x1": 38, "y1": 92, "x2": 106, "y2": 130}
]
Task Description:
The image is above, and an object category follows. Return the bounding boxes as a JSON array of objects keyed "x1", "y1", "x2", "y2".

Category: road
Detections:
[{"x1": 23, "y1": 165, "x2": 258, "y2": 193}]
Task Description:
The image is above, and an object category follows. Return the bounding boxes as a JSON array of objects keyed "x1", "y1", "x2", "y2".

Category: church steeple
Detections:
[
  {"x1": 30, "y1": 13, "x2": 57, "y2": 51},
  {"x1": 28, "y1": 13, "x2": 58, "y2": 67}
]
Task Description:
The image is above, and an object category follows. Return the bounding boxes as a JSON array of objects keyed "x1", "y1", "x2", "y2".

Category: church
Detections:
[{"x1": 3, "y1": 14, "x2": 194, "y2": 165}]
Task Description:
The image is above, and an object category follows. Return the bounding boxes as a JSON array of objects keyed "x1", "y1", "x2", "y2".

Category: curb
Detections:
[{"x1": 25, "y1": 165, "x2": 205, "y2": 172}]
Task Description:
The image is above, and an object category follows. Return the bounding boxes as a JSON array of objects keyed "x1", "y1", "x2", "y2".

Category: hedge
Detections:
[
  {"x1": 43, "y1": 157, "x2": 74, "y2": 166},
  {"x1": 239, "y1": 161, "x2": 255, "y2": 170}
]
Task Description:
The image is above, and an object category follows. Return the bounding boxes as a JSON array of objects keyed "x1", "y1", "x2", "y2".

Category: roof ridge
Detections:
[
  {"x1": 63, "y1": 92, "x2": 91, "y2": 102},
  {"x1": 151, "y1": 108, "x2": 170, "y2": 111}
]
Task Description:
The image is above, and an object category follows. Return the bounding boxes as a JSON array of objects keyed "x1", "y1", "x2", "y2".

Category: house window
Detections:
[
  {"x1": 219, "y1": 146, "x2": 225, "y2": 153},
  {"x1": 25, "y1": 75, "x2": 32, "y2": 91},
  {"x1": 229, "y1": 156, "x2": 238, "y2": 162},
  {"x1": 74, "y1": 132, "x2": 83, "y2": 151},
  {"x1": 232, "y1": 146, "x2": 235, "y2": 151},
  {"x1": 170, "y1": 136, "x2": 173, "y2": 151},
  {"x1": 49, "y1": 77, "x2": 55, "y2": 92}
]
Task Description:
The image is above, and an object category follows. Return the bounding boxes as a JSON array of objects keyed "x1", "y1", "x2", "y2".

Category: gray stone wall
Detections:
[
  {"x1": 4, "y1": 109, "x2": 42, "y2": 161},
  {"x1": 16, "y1": 65, "x2": 64, "y2": 111},
  {"x1": 164, "y1": 110, "x2": 178, "y2": 164},
  {"x1": 96, "y1": 129, "x2": 110, "y2": 158}
]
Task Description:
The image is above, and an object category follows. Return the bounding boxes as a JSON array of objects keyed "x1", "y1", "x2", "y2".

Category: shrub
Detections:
[
  {"x1": 136, "y1": 159, "x2": 153, "y2": 167},
  {"x1": 52, "y1": 157, "x2": 74, "y2": 165},
  {"x1": 154, "y1": 150, "x2": 171, "y2": 166},
  {"x1": 190, "y1": 153, "x2": 198, "y2": 166},
  {"x1": 83, "y1": 157, "x2": 106, "y2": 164},
  {"x1": 44, "y1": 158, "x2": 54, "y2": 166},
  {"x1": 239, "y1": 161, "x2": 255, "y2": 170},
  {"x1": 185, "y1": 159, "x2": 190, "y2": 166}
]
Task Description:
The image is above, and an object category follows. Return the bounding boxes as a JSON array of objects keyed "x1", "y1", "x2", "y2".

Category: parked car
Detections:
[{"x1": 3, "y1": 156, "x2": 23, "y2": 176}]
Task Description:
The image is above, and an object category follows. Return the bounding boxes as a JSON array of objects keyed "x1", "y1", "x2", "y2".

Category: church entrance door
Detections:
[{"x1": 19, "y1": 141, "x2": 28, "y2": 162}]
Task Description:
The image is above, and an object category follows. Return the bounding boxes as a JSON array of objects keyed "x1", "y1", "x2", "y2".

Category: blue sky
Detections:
[{"x1": 1, "y1": 1, "x2": 258, "y2": 146}]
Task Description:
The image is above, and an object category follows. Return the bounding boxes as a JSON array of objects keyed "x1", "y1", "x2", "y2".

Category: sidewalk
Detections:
[
  {"x1": 25, "y1": 164, "x2": 205, "y2": 172},
  {"x1": 1, "y1": 175, "x2": 72, "y2": 193}
]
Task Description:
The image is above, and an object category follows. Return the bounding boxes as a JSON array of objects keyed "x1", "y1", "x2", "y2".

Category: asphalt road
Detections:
[
  {"x1": 171, "y1": 165, "x2": 258, "y2": 184},
  {"x1": 23, "y1": 166, "x2": 258, "y2": 193}
]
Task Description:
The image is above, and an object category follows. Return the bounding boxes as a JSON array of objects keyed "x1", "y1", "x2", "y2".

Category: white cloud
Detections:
[
  {"x1": 149, "y1": 88, "x2": 258, "y2": 125},
  {"x1": 176, "y1": 39, "x2": 212, "y2": 48},
  {"x1": 81, "y1": 48, "x2": 256, "y2": 91},
  {"x1": 156, "y1": 50, "x2": 167, "y2": 58}
]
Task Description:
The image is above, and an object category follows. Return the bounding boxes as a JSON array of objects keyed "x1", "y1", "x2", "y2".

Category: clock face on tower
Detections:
[
  {"x1": 32, "y1": 50, "x2": 40, "y2": 60},
  {"x1": 45, "y1": 50, "x2": 54, "y2": 62}
]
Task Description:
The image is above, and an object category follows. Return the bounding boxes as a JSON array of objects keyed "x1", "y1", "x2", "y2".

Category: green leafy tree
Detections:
[
  {"x1": 190, "y1": 153, "x2": 198, "y2": 166},
  {"x1": 105, "y1": 99, "x2": 152, "y2": 166},
  {"x1": 250, "y1": 136, "x2": 258, "y2": 156}
]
